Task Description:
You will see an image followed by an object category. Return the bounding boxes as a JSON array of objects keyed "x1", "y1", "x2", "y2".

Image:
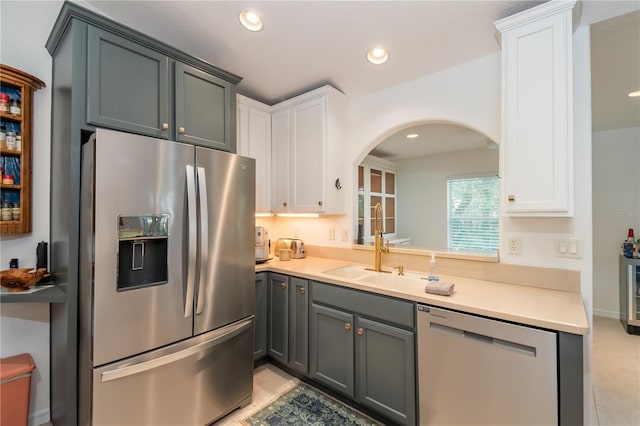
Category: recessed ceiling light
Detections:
[
  {"x1": 406, "y1": 133, "x2": 419, "y2": 139},
  {"x1": 239, "y1": 10, "x2": 263, "y2": 32},
  {"x1": 629, "y1": 90, "x2": 640, "y2": 97},
  {"x1": 367, "y1": 47, "x2": 389, "y2": 65}
]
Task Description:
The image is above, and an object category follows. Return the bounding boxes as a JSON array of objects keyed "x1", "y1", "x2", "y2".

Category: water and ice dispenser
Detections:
[{"x1": 117, "y1": 215, "x2": 169, "y2": 291}]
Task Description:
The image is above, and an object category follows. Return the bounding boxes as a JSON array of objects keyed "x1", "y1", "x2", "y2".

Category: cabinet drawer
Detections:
[{"x1": 311, "y1": 281, "x2": 414, "y2": 329}]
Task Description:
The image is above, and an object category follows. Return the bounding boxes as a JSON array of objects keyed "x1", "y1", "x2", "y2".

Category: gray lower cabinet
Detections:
[
  {"x1": 267, "y1": 273, "x2": 289, "y2": 363},
  {"x1": 266, "y1": 273, "x2": 309, "y2": 372},
  {"x1": 254, "y1": 272, "x2": 267, "y2": 360},
  {"x1": 356, "y1": 317, "x2": 415, "y2": 426},
  {"x1": 309, "y1": 281, "x2": 416, "y2": 425},
  {"x1": 288, "y1": 277, "x2": 309, "y2": 374},
  {"x1": 309, "y1": 303, "x2": 355, "y2": 396}
]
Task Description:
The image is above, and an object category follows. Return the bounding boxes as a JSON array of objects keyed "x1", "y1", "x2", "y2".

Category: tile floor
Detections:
[
  {"x1": 213, "y1": 363, "x2": 301, "y2": 425},
  {"x1": 592, "y1": 316, "x2": 640, "y2": 426}
]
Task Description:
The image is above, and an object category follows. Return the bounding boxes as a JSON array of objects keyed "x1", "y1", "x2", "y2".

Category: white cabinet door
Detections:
[
  {"x1": 237, "y1": 96, "x2": 272, "y2": 212},
  {"x1": 271, "y1": 85, "x2": 347, "y2": 215},
  {"x1": 271, "y1": 109, "x2": 291, "y2": 212},
  {"x1": 496, "y1": 1, "x2": 575, "y2": 216},
  {"x1": 292, "y1": 97, "x2": 326, "y2": 212}
]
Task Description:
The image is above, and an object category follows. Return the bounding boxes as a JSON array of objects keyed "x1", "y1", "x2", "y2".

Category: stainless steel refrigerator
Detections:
[{"x1": 78, "y1": 128, "x2": 255, "y2": 425}]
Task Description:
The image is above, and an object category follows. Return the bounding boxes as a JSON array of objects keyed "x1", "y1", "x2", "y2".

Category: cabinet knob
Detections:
[
  {"x1": 344, "y1": 323, "x2": 351, "y2": 331},
  {"x1": 508, "y1": 195, "x2": 515, "y2": 202},
  {"x1": 178, "y1": 127, "x2": 185, "y2": 134},
  {"x1": 283, "y1": 202, "x2": 288, "y2": 207},
  {"x1": 357, "y1": 328, "x2": 364, "y2": 336},
  {"x1": 318, "y1": 201, "x2": 323, "y2": 206},
  {"x1": 161, "y1": 123, "x2": 169, "y2": 130},
  {"x1": 299, "y1": 287, "x2": 306, "y2": 294},
  {"x1": 280, "y1": 282, "x2": 286, "y2": 289}
]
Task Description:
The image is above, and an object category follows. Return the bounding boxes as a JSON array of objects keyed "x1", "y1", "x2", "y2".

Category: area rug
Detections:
[{"x1": 242, "y1": 383, "x2": 383, "y2": 426}]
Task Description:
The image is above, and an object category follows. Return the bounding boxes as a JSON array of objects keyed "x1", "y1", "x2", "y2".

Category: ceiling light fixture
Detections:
[
  {"x1": 367, "y1": 47, "x2": 389, "y2": 65},
  {"x1": 406, "y1": 133, "x2": 419, "y2": 139},
  {"x1": 239, "y1": 10, "x2": 263, "y2": 32},
  {"x1": 629, "y1": 90, "x2": 640, "y2": 97}
]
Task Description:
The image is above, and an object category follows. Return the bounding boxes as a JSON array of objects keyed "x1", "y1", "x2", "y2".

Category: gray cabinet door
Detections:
[
  {"x1": 175, "y1": 63, "x2": 235, "y2": 152},
  {"x1": 267, "y1": 273, "x2": 288, "y2": 363},
  {"x1": 87, "y1": 27, "x2": 169, "y2": 138},
  {"x1": 309, "y1": 303, "x2": 354, "y2": 398},
  {"x1": 288, "y1": 277, "x2": 308, "y2": 374},
  {"x1": 254, "y1": 273, "x2": 268, "y2": 360},
  {"x1": 356, "y1": 317, "x2": 416, "y2": 425}
]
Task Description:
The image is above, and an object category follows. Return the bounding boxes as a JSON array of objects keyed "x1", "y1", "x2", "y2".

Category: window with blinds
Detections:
[{"x1": 447, "y1": 175, "x2": 499, "y2": 251}]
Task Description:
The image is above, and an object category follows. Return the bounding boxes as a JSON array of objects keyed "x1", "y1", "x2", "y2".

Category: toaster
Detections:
[{"x1": 274, "y1": 238, "x2": 306, "y2": 259}]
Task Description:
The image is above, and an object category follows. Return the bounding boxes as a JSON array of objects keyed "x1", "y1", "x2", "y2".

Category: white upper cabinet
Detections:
[
  {"x1": 271, "y1": 109, "x2": 291, "y2": 212},
  {"x1": 271, "y1": 86, "x2": 348, "y2": 214},
  {"x1": 237, "y1": 95, "x2": 272, "y2": 213},
  {"x1": 495, "y1": 0, "x2": 576, "y2": 216}
]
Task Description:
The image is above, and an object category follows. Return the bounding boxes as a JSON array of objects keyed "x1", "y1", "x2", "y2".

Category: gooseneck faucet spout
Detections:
[{"x1": 372, "y1": 202, "x2": 389, "y2": 272}]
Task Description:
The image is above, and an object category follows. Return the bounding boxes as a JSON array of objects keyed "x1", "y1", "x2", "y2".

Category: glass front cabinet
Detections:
[{"x1": 620, "y1": 256, "x2": 640, "y2": 335}]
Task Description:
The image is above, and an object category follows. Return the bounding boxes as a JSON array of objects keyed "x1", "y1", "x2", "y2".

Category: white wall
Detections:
[
  {"x1": 592, "y1": 126, "x2": 640, "y2": 318},
  {"x1": 0, "y1": 2, "x2": 63, "y2": 424},
  {"x1": 396, "y1": 148, "x2": 498, "y2": 248}
]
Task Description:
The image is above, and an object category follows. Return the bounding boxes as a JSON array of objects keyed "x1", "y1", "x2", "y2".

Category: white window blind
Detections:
[{"x1": 447, "y1": 175, "x2": 499, "y2": 251}]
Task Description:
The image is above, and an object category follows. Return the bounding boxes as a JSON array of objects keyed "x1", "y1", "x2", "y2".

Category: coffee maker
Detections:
[{"x1": 255, "y1": 226, "x2": 270, "y2": 262}]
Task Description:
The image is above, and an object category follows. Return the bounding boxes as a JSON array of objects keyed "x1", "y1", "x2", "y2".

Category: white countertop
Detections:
[{"x1": 256, "y1": 256, "x2": 589, "y2": 335}]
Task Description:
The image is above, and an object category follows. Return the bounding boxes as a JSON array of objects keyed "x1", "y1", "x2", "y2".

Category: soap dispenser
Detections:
[{"x1": 428, "y1": 252, "x2": 439, "y2": 281}]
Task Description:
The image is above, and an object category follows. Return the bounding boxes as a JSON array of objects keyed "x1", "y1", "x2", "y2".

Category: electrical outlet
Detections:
[
  {"x1": 293, "y1": 228, "x2": 299, "y2": 238},
  {"x1": 341, "y1": 229, "x2": 349, "y2": 242},
  {"x1": 507, "y1": 237, "x2": 522, "y2": 255},
  {"x1": 329, "y1": 228, "x2": 335, "y2": 240}
]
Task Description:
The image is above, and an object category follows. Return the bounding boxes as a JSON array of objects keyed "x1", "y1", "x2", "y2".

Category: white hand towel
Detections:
[{"x1": 425, "y1": 281, "x2": 455, "y2": 296}]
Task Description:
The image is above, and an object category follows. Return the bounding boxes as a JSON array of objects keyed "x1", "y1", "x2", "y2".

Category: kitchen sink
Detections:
[{"x1": 322, "y1": 265, "x2": 373, "y2": 280}]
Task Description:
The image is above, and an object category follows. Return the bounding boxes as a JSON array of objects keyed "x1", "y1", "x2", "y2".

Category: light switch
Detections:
[
  {"x1": 569, "y1": 240, "x2": 578, "y2": 254},
  {"x1": 559, "y1": 239, "x2": 567, "y2": 254}
]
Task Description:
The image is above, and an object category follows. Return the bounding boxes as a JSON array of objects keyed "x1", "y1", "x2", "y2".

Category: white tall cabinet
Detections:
[
  {"x1": 495, "y1": 0, "x2": 576, "y2": 216},
  {"x1": 237, "y1": 95, "x2": 272, "y2": 213},
  {"x1": 271, "y1": 86, "x2": 348, "y2": 214}
]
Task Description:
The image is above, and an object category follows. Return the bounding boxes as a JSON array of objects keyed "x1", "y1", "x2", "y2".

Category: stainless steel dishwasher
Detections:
[{"x1": 417, "y1": 305, "x2": 557, "y2": 425}]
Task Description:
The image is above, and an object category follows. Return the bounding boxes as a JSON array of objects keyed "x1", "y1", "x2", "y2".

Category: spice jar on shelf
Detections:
[
  {"x1": 15, "y1": 133, "x2": 21, "y2": 152},
  {"x1": 2, "y1": 174, "x2": 14, "y2": 185},
  {"x1": 1, "y1": 202, "x2": 12, "y2": 221},
  {"x1": 11, "y1": 202, "x2": 20, "y2": 221},
  {"x1": 9, "y1": 98, "x2": 21, "y2": 115},
  {"x1": 0, "y1": 93, "x2": 8, "y2": 113},
  {"x1": 5, "y1": 131, "x2": 16, "y2": 150},
  {"x1": 0, "y1": 124, "x2": 6, "y2": 149}
]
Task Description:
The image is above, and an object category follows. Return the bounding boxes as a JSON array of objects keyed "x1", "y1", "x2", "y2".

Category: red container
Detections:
[{"x1": 0, "y1": 353, "x2": 36, "y2": 426}]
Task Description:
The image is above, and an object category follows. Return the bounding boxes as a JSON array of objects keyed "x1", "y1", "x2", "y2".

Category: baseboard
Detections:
[
  {"x1": 30, "y1": 408, "x2": 50, "y2": 426},
  {"x1": 593, "y1": 308, "x2": 619, "y2": 319}
]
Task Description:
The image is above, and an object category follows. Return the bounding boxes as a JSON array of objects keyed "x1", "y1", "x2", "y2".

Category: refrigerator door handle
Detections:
[
  {"x1": 185, "y1": 164, "x2": 197, "y2": 318},
  {"x1": 100, "y1": 318, "x2": 253, "y2": 383},
  {"x1": 196, "y1": 166, "x2": 209, "y2": 315}
]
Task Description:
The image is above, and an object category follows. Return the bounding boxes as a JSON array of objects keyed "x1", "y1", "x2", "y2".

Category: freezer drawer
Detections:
[
  {"x1": 417, "y1": 306, "x2": 557, "y2": 425},
  {"x1": 89, "y1": 318, "x2": 253, "y2": 426}
]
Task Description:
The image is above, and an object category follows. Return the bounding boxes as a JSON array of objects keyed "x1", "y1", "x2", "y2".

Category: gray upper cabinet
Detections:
[
  {"x1": 83, "y1": 10, "x2": 239, "y2": 152},
  {"x1": 87, "y1": 27, "x2": 170, "y2": 138},
  {"x1": 175, "y1": 63, "x2": 235, "y2": 151}
]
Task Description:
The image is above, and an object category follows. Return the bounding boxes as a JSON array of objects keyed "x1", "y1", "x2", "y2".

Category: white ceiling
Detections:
[
  {"x1": 85, "y1": 0, "x2": 639, "y2": 156},
  {"x1": 86, "y1": 0, "x2": 545, "y2": 104}
]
